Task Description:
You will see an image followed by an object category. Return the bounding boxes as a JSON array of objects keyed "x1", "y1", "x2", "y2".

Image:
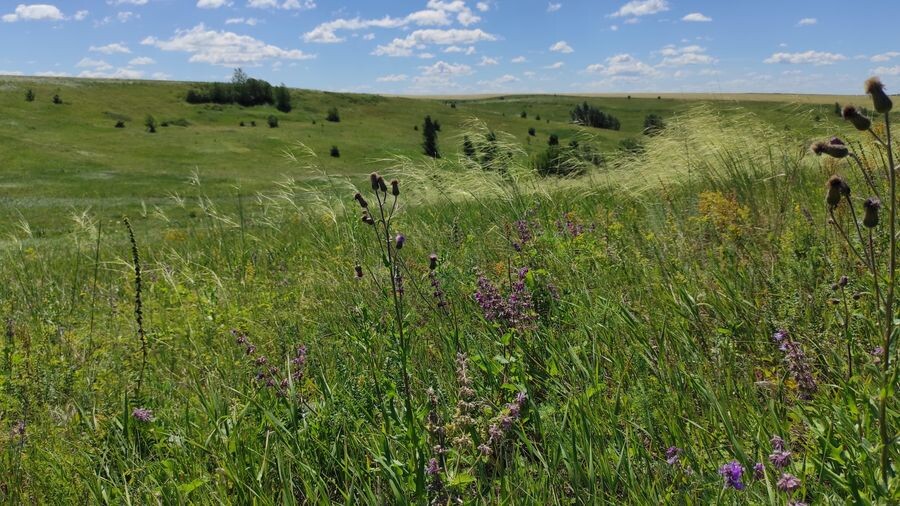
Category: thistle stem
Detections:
[{"x1": 880, "y1": 111, "x2": 895, "y2": 486}]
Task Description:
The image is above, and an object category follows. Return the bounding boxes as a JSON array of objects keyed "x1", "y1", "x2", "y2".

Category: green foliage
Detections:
[
  {"x1": 528, "y1": 127, "x2": 536, "y2": 136},
  {"x1": 275, "y1": 84, "x2": 292, "y2": 113},
  {"x1": 570, "y1": 101, "x2": 620, "y2": 130},
  {"x1": 326, "y1": 107, "x2": 340, "y2": 122},
  {"x1": 144, "y1": 114, "x2": 156, "y2": 133},
  {"x1": 422, "y1": 115, "x2": 440, "y2": 158},
  {"x1": 548, "y1": 133, "x2": 559, "y2": 146},
  {"x1": 185, "y1": 68, "x2": 275, "y2": 107},
  {"x1": 24, "y1": 89, "x2": 34, "y2": 102},
  {"x1": 267, "y1": 115, "x2": 279, "y2": 128},
  {"x1": 114, "y1": 120, "x2": 125, "y2": 128},
  {"x1": 330, "y1": 145, "x2": 340, "y2": 157},
  {"x1": 642, "y1": 113, "x2": 665, "y2": 135},
  {"x1": 52, "y1": 93, "x2": 62, "y2": 104}
]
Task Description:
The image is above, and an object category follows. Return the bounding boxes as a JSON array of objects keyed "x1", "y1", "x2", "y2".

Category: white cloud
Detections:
[
  {"x1": 142, "y1": 24, "x2": 315, "y2": 66},
  {"x1": 376, "y1": 73, "x2": 408, "y2": 82},
  {"x1": 35, "y1": 70, "x2": 70, "y2": 76},
  {"x1": 151, "y1": 72, "x2": 171, "y2": 80},
  {"x1": 764, "y1": 50, "x2": 846, "y2": 65},
  {"x1": 90, "y1": 43, "x2": 131, "y2": 54},
  {"x1": 362, "y1": 33, "x2": 375, "y2": 40},
  {"x1": 77, "y1": 58, "x2": 113, "y2": 70},
  {"x1": 107, "y1": 0, "x2": 147, "y2": 5},
  {"x1": 871, "y1": 52, "x2": 900, "y2": 62},
  {"x1": 478, "y1": 74, "x2": 519, "y2": 87},
  {"x1": 457, "y1": 9, "x2": 480, "y2": 26},
  {"x1": 79, "y1": 68, "x2": 145, "y2": 79},
  {"x1": 511, "y1": 56, "x2": 526, "y2": 63},
  {"x1": 419, "y1": 60, "x2": 473, "y2": 76},
  {"x1": 247, "y1": 0, "x2": 315, "y2": 10},
  {"x1": 547, "y1": 2, "x2": 562, "y2": 12},
  {"x1": 129, "y1": 56, "x2": 155, "y2": 65},
  {"x1": 74, "y1": 10, "x2": 88, "y2": 20},
  {"x1": 197, "y1": 0, "x2": 230, "y2": 8},
  {"x1": 373, "y1": 28, "x2": 497, "y2": 57},
  {"x1": 444, "y1": 45, "x2": 475, "y2": 55},
  {"x1": 2, "y1": 4, "x2": 64, "y2": 22},
  {"x1": 657, "y1": 44, "x2": 716, "y2": 66},
  {"x1": 418, "y1": 52, "x2": 435, "y2": 58},
  {"x1": 797, "y1": 18, "x2": 816, "y2": 26},
  {"x1": 0, "y1": 70, "x2": 24, "y2": 76},
  {"x1": 611, "y1": 0, "x2": 668, "y2": 18},
  {"x1": 479, "y1": 56, "x2": 498, "y2": 66},
  {"x1": 476, "y1": 2, "x2": 489, "y2": 12},
  {"x1": 681, "y1": 12, "x2": 711, "y2": 22},
  {"x1": 544, "y1": 61, "x2": 564, "y2": 69},
  {"x1": 873, "y1": 65, "x2": 900, "y2": 76},
  {"x1": 226, "y1": 17, "x2": 259, "y2": 25},
  {"x1": 305, "y1": 1, "x2": 482, "y2": 43},
  {"x1": 585, "y1": 53, "x2": 660, "y2": 78},
  {"x1": 549, "y1": 40, "x2": 573, "y2": 53},
  {"x1": 610, "y1": 24, "x2": 618, "y2": 31}
]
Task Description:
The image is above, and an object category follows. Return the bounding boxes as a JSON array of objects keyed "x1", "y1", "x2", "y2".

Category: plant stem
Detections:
[{"x1": 880, "y1": 111, "x2": 895, "y2": 486}]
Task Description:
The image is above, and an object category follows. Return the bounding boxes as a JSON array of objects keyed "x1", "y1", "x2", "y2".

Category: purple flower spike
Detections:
[
  {"x1": 753, "y1": 462, "x2": 765, "y2": 480},
  {"x1": 777, "y1": 473, "x2": 802, "y2": 493},
  {"x1": 665, "y1": 446, "x2": 681, "y2": 465},
  {"x1": 719, "y1": 460, "x2": 745, "y2": 490},
  {"x1": 132, "y1": 407, "x2": 154, "y2": 422}
]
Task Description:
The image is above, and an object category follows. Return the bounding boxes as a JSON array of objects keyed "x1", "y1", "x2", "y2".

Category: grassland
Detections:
[{"x1": 1, "y1": 76, "x2": 899, "y2": 503}]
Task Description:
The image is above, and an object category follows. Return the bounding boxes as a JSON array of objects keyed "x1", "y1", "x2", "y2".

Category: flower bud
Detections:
[
  {"x1": 391, "y1": 179, "x2": 400, "y2": 196},
  {"x1": 428, "y1": 253, "x2": 438, "y2": 270},
  {"x1": 361, "y1": 210, "x2": 375, "y2": 226},
  {"x1": 377, "y1": 176, "x2": 388, "y2": 193},
  {"x1": 865, "y1": 77, "x2": 893, "y2": 114},
  {"x1": 826, "y1": 175, "x2": 850, "y2": 209},
  {"x1": 863, "y1": 197, "x2": 881, "y2": 228},
  {"x1": 811, "y1": 140, "x2": 849, "y2": 159},
  {"x1": 370, "y1": 172, "x2": 380, "y2": 190},
  {"x1": 354, "y1": 265, "x2": 363, "y2": 278},
  {"x1": 842, "y1": 105, "x2": 872, "y2": 131},
  {"x1": 354, "y1": 192, "x2": 368, "y2": 209},
  {"x1": 395, "y1": 233, "x2": 406, "y2": 249}
]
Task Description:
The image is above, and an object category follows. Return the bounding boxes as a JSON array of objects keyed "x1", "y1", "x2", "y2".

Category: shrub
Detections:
[
  {"x1": 115, "y1": 120, "x2": 125, "y2": 128},
  {"x1": 250, "y1": 120, "x2": 256, "y2": 127},
  {"x1": 535, "y1": 114, "x2": 541, "y2": 121},
  {"x1": 52, "y1": 94, "x2": 62, "y2": 105},
  {"x1": 450, "y1": 102, "x2": 456, "y2": 109},
  {"x1": 267, "y1": 115, "x2": 279, "y2": 128},
  {"x1": 240, "y1": 121, "x2": 245, "y2": 127},
  {"x1": 275, "y1": 84, "x2": 292, "y2": 113},
  {"x1": 618, "y1": 137, "x2": 643, "y2": 154},
  {"x1": 528, "y1": 127, "x2": 536, "y2": 136},
  {"x1": 326, "y1": 107, "x2": 340, "y2": 122},
  {"x1": 642, "y1": 114, "x2": 665, "y2": 135},
  {"x1": 422, "y1": 115, "x2": 440, "y2": 158},
  {"x1": 520, "y1": 111, "x2": 527, "y2": 119},
  {"x1": 462, "y1": 136, "x2": 476, "y2": 158},
  {"x1": 330, "y1": 145, "x2": 340, "y2": 158},
  {"x1": 185, "y1": 68, "x2": 274, "y2": 106},
  {"x1": 570, "y1": 102, "x2": 620, "y2": 130},
  {"x1": 548, "y1": 134, "x2": 559, "y2": 146},
  {"x1": 25, "y1": 89, "x2": 34, "y2": 102},
  {"x1": 144, "y1": 115, "x2": 157, "y2": 133}
]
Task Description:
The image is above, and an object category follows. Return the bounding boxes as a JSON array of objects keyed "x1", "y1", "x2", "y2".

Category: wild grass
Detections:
[{"x1": 0, "y1": 94, "x2": 898, "y2": 504}]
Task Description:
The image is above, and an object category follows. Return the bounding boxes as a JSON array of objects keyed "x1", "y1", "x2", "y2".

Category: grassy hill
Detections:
[{"x1": 0, "y1": 76, "x2": 865, "y2": 237}]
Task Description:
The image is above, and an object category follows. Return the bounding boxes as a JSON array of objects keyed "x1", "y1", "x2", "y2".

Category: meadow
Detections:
[{"x1": 0, "y1": 75, "x2": 898, "y2": 504}]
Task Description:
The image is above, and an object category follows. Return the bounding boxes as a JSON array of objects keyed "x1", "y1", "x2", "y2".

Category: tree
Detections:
[
  {"x1": 115, "y1": 120, "x2": 125, "y2": 128},
  {"x1": 535, "y1": 114, "x2": 541, "y2": 121},
  {"x1": 571, "y1": 102, "x2": 620, "y2": 130},
  {"x1": 528, "y1": 127, "x2": 536, "y2": 136},
  {"x1": 642, "y1": 114, "x2": 665, "y2": 135},
  {"x1": 52, "y1": 94, "x2": 62, "y2": 105},
  {"x1": 275, "y1": 84, "x2": 292, "y2": 113},
  {"x1": 548, "y1": 134, "x2": 559, "y2": 146},
  {"x1": 520, "y1": 111, "x2": 527, "y2": 119},
  {"x1": 267, "y1": 115, "x2": 279, "y2": 128},
  {"x1": 24, "y1": 89, "x2": 34, "y2": 102},
  {"x1": 422, "y1": 115, "x2": 440, "y2": 158},
  {"x1": 145, "y1": 115, "x2": 157, "y2": 133},
  {"x1": 326, "y1": 107, "x2": 340, "y2": 122},
  {"x1": 330, "y1": 145, "x2": 340, "y2": 157}
]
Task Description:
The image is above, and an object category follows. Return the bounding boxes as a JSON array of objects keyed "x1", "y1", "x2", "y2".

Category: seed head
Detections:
[
  {"x1": 842, "y1": 105, "x2": 872, "y2": 131},
  {"x1": 354, "y1": 264, "x2": 363, "y2": 278},
  {"x1": 369, "y1": 172, "x2": 380, "y2": 190},
  {"x1": 428, "y1": 253, "x2": 438, "y2": 270},
  {"x1": 391, "y1": 179, "x2": 400, "y2": 196},
  {"x1": 354, "y1": 192, "x2": 368, "y2": 209},
  {"x1": 377, "y1": 176, "x2": 388, "y2": 193},
  {"x1": 839, "y1": 275, "x2": 849, "y2": 287},
  {"x1": 826, "y1": 175, "x2": 850, "y2": 209},
  {"x1": 811, "y1": 140, "x2": 849, "y2": 159},
  {"x1": 865, "y1": 77, "x2": 893, "y2": 113},
  {"x1": 362, "y1": 210, "x2": 375, "y2": 226},
  {"x1": 863, "y1": 197, "x2": 881, "y2": 228},
  {"x1": 395, "y1": 233, "x2": 406, "y2": 249}
]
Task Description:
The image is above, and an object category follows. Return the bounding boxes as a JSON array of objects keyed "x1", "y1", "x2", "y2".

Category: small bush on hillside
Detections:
[
  {"x1": 52, "y1": 94, "x2": 62, "y2": 105},
  {"x1": 520, "y1": 111, "x2": 527, "y2": 119},
  {"x1": 267, "y1": 115, "x2": 279, "y2": 128},
  {"x1": 548, "y1": 134, "x2": 559, "y2": 146},
  {"x1": 115, "y1": 120, "x2": 125, "y2": 128},
  {"x1": 528, "y1": 127, "x2": 536, "y2": 136},
  {"x1": 25, "y1": 89, "x2": 35, "y2": 102},
  {"x1": 422, "y1": 115, "x2": 440, "y2": 158},
  {"x1": 330, "y1": 145, "x2": 340, "y2": 158},
  {"x1": 618, "y1": 137, "x2": 643, "y2": 154},
  {"x1": 240, "y1": 121, "x2": 245, "y2": 127},
  {"x1": 642, "y1": 114, "x2": 665, "y2": 135},
  {"x1": 250, "y1": 120, "x2": 257, "y2": 127},
  {"x1": 145, "y1": 115, "x2": 157, "y2": 133},
  {"x1": 570, "y1": 102, "x2": 620, "y2": 130},
  {"x1": 326, "y1": 107, "x2": 340, "y2": 122},
  {"x1": 535, "y1": 114, "x2": 541, "y2": 121}
]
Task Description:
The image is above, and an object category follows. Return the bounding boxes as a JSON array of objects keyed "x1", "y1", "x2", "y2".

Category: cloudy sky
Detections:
[{"x1": 1, "y1": 0, "x2": 898, "y2": 94}]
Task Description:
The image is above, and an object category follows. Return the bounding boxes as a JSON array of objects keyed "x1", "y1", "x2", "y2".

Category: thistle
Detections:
[
  {"x1": 826, "y1": 175, "x2": 850, "y2": 209},
  {"x1": 842, "y1": 105, "x2": 872, "y2": 131},
  {"x1": 864, "y1": 197, "x2": 881, "y2": 228},
  {"x1": 390, "y1": 179, "x2": 400, "y2": 196},
  {"x1": 354, "y1": 192, "x2": 368, "y2": 209},
  {"x1": 811, "y1": 140, "x2": 849, "y2": 159},
  {"x1": 865, "y1": 77, "x2": 893, "y2": 113}
]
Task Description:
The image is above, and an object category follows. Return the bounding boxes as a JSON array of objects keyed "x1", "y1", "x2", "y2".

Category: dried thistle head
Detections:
[
  {"x1": 390, "y1": 179, "x2": 400, "y2": 196},
  {"x1": 377, "y1": 176, "x2": 388, "y2": 193},
  {"x1": 863, "y1": 197, "x2": 881, "y2": 228},
  {"x1": 865, "y1": 77, "x2": 893, "y2": 113},
  {"x1": 811, "y1": 140, "x2": 849, "y2": 159},
  {"x1": 842, "y1": 105, "x2": 872, "y2": 131},
  {"x1": 826, "y1": 175, "x2": 850, "y2": 209},
  {"x1": 354, "y1": 192, "x2": 368, "y2": 209},
  {"x1": 369, "y1": 172, "x2": 380, "y2": 190}
]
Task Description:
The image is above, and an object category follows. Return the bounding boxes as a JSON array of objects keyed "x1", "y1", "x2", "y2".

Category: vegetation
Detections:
[
  {"x1": 144, "y1": 114, "x2": 157, "y2": 133},
  {"x1": 267, "y1": 114, "x2": 279, "y2": 128},
  {"x1": 52, "y1": 93, "x2": 61, "y2": 104},
  {"x1": 275, "y1": 84, "x2": 292, "y2": 113},
  {"x1": 326, "y1": 107, "x2": 340, "y2": 123},
  {"x1": 528, "y1": 127, "x2": 536, "y2": 136},
  {"x1": 24, "y1": 89, "x2": 34, "y2": 102},
  {"x1": 330, "y1": 145, "x2": 340, "y2": 157},
  {"x1": 571, "y1": 101, "x2": 621, "y2": 130},
  {"x1": 642, "y1": 113, "x2": 665, "y2": 135},
  {"x1": 422, "y1": 115, "x2": 440, "y2": 158},
  {"x1": 185, "y1": 68, "x2": 275, "y2": 107}
]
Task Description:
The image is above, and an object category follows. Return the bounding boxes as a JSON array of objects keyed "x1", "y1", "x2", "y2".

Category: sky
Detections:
[{"x1": 1, "y1": 0, "x2": 899, "y2": 95}]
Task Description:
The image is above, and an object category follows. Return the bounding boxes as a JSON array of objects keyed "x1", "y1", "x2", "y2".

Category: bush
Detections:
[
  {"x1": 520, "y1": 111, "x2": 527, "y2": 119},
  {"x1": 570, "y1": 102, "x2": 620, "y2": 130},
  {"x1": 528, "y1": 127, "x2": 536, "y2": 136},
  {"x1": 250, "y1": 120, "x2": 257, "y2": 127},
  {"x1": 548, "y1": 134, "x2": 559, "y2": 146},
  {"x1": 330, "y1": 145, "x2": 340, "y2": 158},
  {"x1": 114, "y1": 120, "x2": 125, "y2": 128},
  {"x1": 450, "y1": 102, "x2": 456, "y2": 109},
  {"x1": 185, "y1": 68, "x2": 275, "y2": 107},
  {"x1": 618, "y1": 137, "x2": 643, "y2": 154},
  {"x1": 275, "y1": 84, "x2": 292, "y2": 113},
  {"x1": 52, "y1": 94, "x2": 62, "y2": 105},
  {"x1": 240, "y1": 121, "x2": 245, "y2": 127},
  {"x1": 535, "y1": 114, "x2": 541, "y2": 121},
  {"x1": 145, "y1": 115, "x2": 157, "y2": 133},
  {"x1": 326, "y1": 107, "x2": 340, "y2": 122},
  {"x1": 25, "y1": 89, "x2": 34, "y2": 102},
  {"x1": 642, "y1": 114, "x2": 665, "y2": 135},
  {"x1": 422, "y1": 115, "x2": 440, "y2": 158},
  {"x1": 267, "y1": 115, "x2": 279, "y2": 128}
]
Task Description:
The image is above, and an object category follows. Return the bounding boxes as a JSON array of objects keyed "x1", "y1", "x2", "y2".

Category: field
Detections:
[{"x1": 1, "y1": 76, "x2": 898, "y2": 503}]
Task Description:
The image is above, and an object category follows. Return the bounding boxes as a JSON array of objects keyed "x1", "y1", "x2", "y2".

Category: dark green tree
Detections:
[
  {"x1": 275, "y1": 84, "x2": 292, "y2": 113},
  {"x1": 422, "y1": 115, "x2": 440, "y2": 158},
  {"x1": 145, "y1": 115, "x2": 157, "y2": 133},
  {"x1": 267, "y1": 115, "x2": 279, "y2": 128},
  {"x1": 548, "y1": 134, "x2": 559, "y2": 146},
  {"x1": 528, "y1": 127, "x2": 536, "y2": 136},
  {"x1": 326, "y1": 107, "x2": 340, "y2": 122},
  {"x1": 25, "y1": 89, "x2": 34, "y2": 102},
  {"x1": 330, "y1": 145, "x2": 340, "y2": 157},
  {"x1": 52, "y1": 94, "x2": 62, "y2": 104}
]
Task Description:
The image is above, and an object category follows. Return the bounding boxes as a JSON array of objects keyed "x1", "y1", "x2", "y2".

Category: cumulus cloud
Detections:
[
  {"x1": 547, "y1": 2, "x2": 561, "y2": 12},
  {"x1": 872, "y1": 51, "x2": 900, "y2": 62},
  {"x1": 549, "y1": 40, "x2": 573, "y2": 53},
  {"x1": 129, "y1": 56, "x2": 155, "y2": 65},
  {"x1": 74, "y1": 10, "x2": 88, "y2": 20},
  {"x1": 197, "y1": 0, "x2": 230, "y2": 8},
  {"x1": 419, "y1": 60, "x2": 473, "y2": 76},
  {"x1": 544, "y1": 61, "x2": 564, "y2": 69},
  {"x1": 107, "y1": 0, "x2": 147, "y2": 5},
  {"x1": 79, "y1": 68, "x2": 145, "y2": 79},
  {"x1": 90, "y1": 43, "x2": 131, "y2": 54},
  {"x1": 797, "y1": 18, "x2": 816, "y2": 26},
  {"x1": 226, "y1": 17, "x2": 259, "y2": 25},
  {"x1": 657, "y1": 45, "x2": 716, "y2": 66},
  {"x1": 764, "y1": 50, "x2": 846, "y2": 65},
  {"x1": 476, "y1": 2, "x2": 489, "y2": 12},
  {"x1": 873, "y1": 65, "x2": 900, "y2": 76},
  {"x1": 511, "y1": 56, "x2": 526, "y2": 63},
  {"x1": 3, "y1": 4, "x2": 64, "y2": 22},
  {"x1": 585, "y1": 53, "x2": 660, "y2": 78},
  {"x1": 681, "y1": 12, "x2": 711, "y2": 22},
  {"x1": 142, "y1": 24, "x2": 315, "y2": 66},
  {"x1": 478, "y1": 56, "x2": 498, "y2": 65},
  {"x1": 376, "y1": 74, "x2": 408, "y2": 82},
  {"x1": 373, "y1": 28, "x2": 497, "y2": 57},
  {"x1": 247, "y1": 0, "x2": 315, "y2": 10},
  {"x1": 610, "y1": 0, "x2": 668, "y2": 18},
  {"x1": 305, "y1": 1, "x2": 482, "y2": 43},
  {"x1": 478, "y1": 74, "x2": 519, "y2": 87}
]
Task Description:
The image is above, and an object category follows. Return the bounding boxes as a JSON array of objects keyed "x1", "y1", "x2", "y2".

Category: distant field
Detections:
[{"x1": 0, "y1": 76, "x2": 863, "y2": 236}]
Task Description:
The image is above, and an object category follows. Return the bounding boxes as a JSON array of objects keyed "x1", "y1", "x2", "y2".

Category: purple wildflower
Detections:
[
  {"x1": 425, "y1": 458, "x2": 441, "y2": 476},
  {"x1": 772, "y1": 329, "x2": 788, "y2": 344},
  {"x1": 753, "y1": 462, "x2": 765, "y2": 480},
  {"x1": 779, "y1": 339, "x2": 818, "y2": 399},
  {"x1": 769, "y1": 450, "x2": 792, "y2": 469},
  {"x1": 777, "y1": 473, "x2": 802, "y2": 493},
  {"x1": 719, "y1": 461, "x2": 745, "y2": 490},
  {"x1": 395, "y1": 233, "x2": 406, "y2": 250},
  {"x1": 354, "y1": 265, "x2": 363, "y2": 279},
  {"x1": 428, "y1": 253, "x2": 438, "y2": 270},
  {"x1": 430, "y1": 271, "x2": 448, "y2": 309},
  {"x1": 10, "y1": 420, "x2": 25, "y2": 438},
  {"x1": 665, "y1": 446, "x2": 681, "y2": 465},
  {"x1": 771, "y1": 435, "x2": 785, "y2": 452},
  {"x1": 132, "y1": 407, "x2": 154, "y2": 422}
]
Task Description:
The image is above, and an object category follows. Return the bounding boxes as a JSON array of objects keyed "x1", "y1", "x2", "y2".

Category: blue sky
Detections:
[{"x1": 1, "y1": 0, "x2": 898, "y2": 94}]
